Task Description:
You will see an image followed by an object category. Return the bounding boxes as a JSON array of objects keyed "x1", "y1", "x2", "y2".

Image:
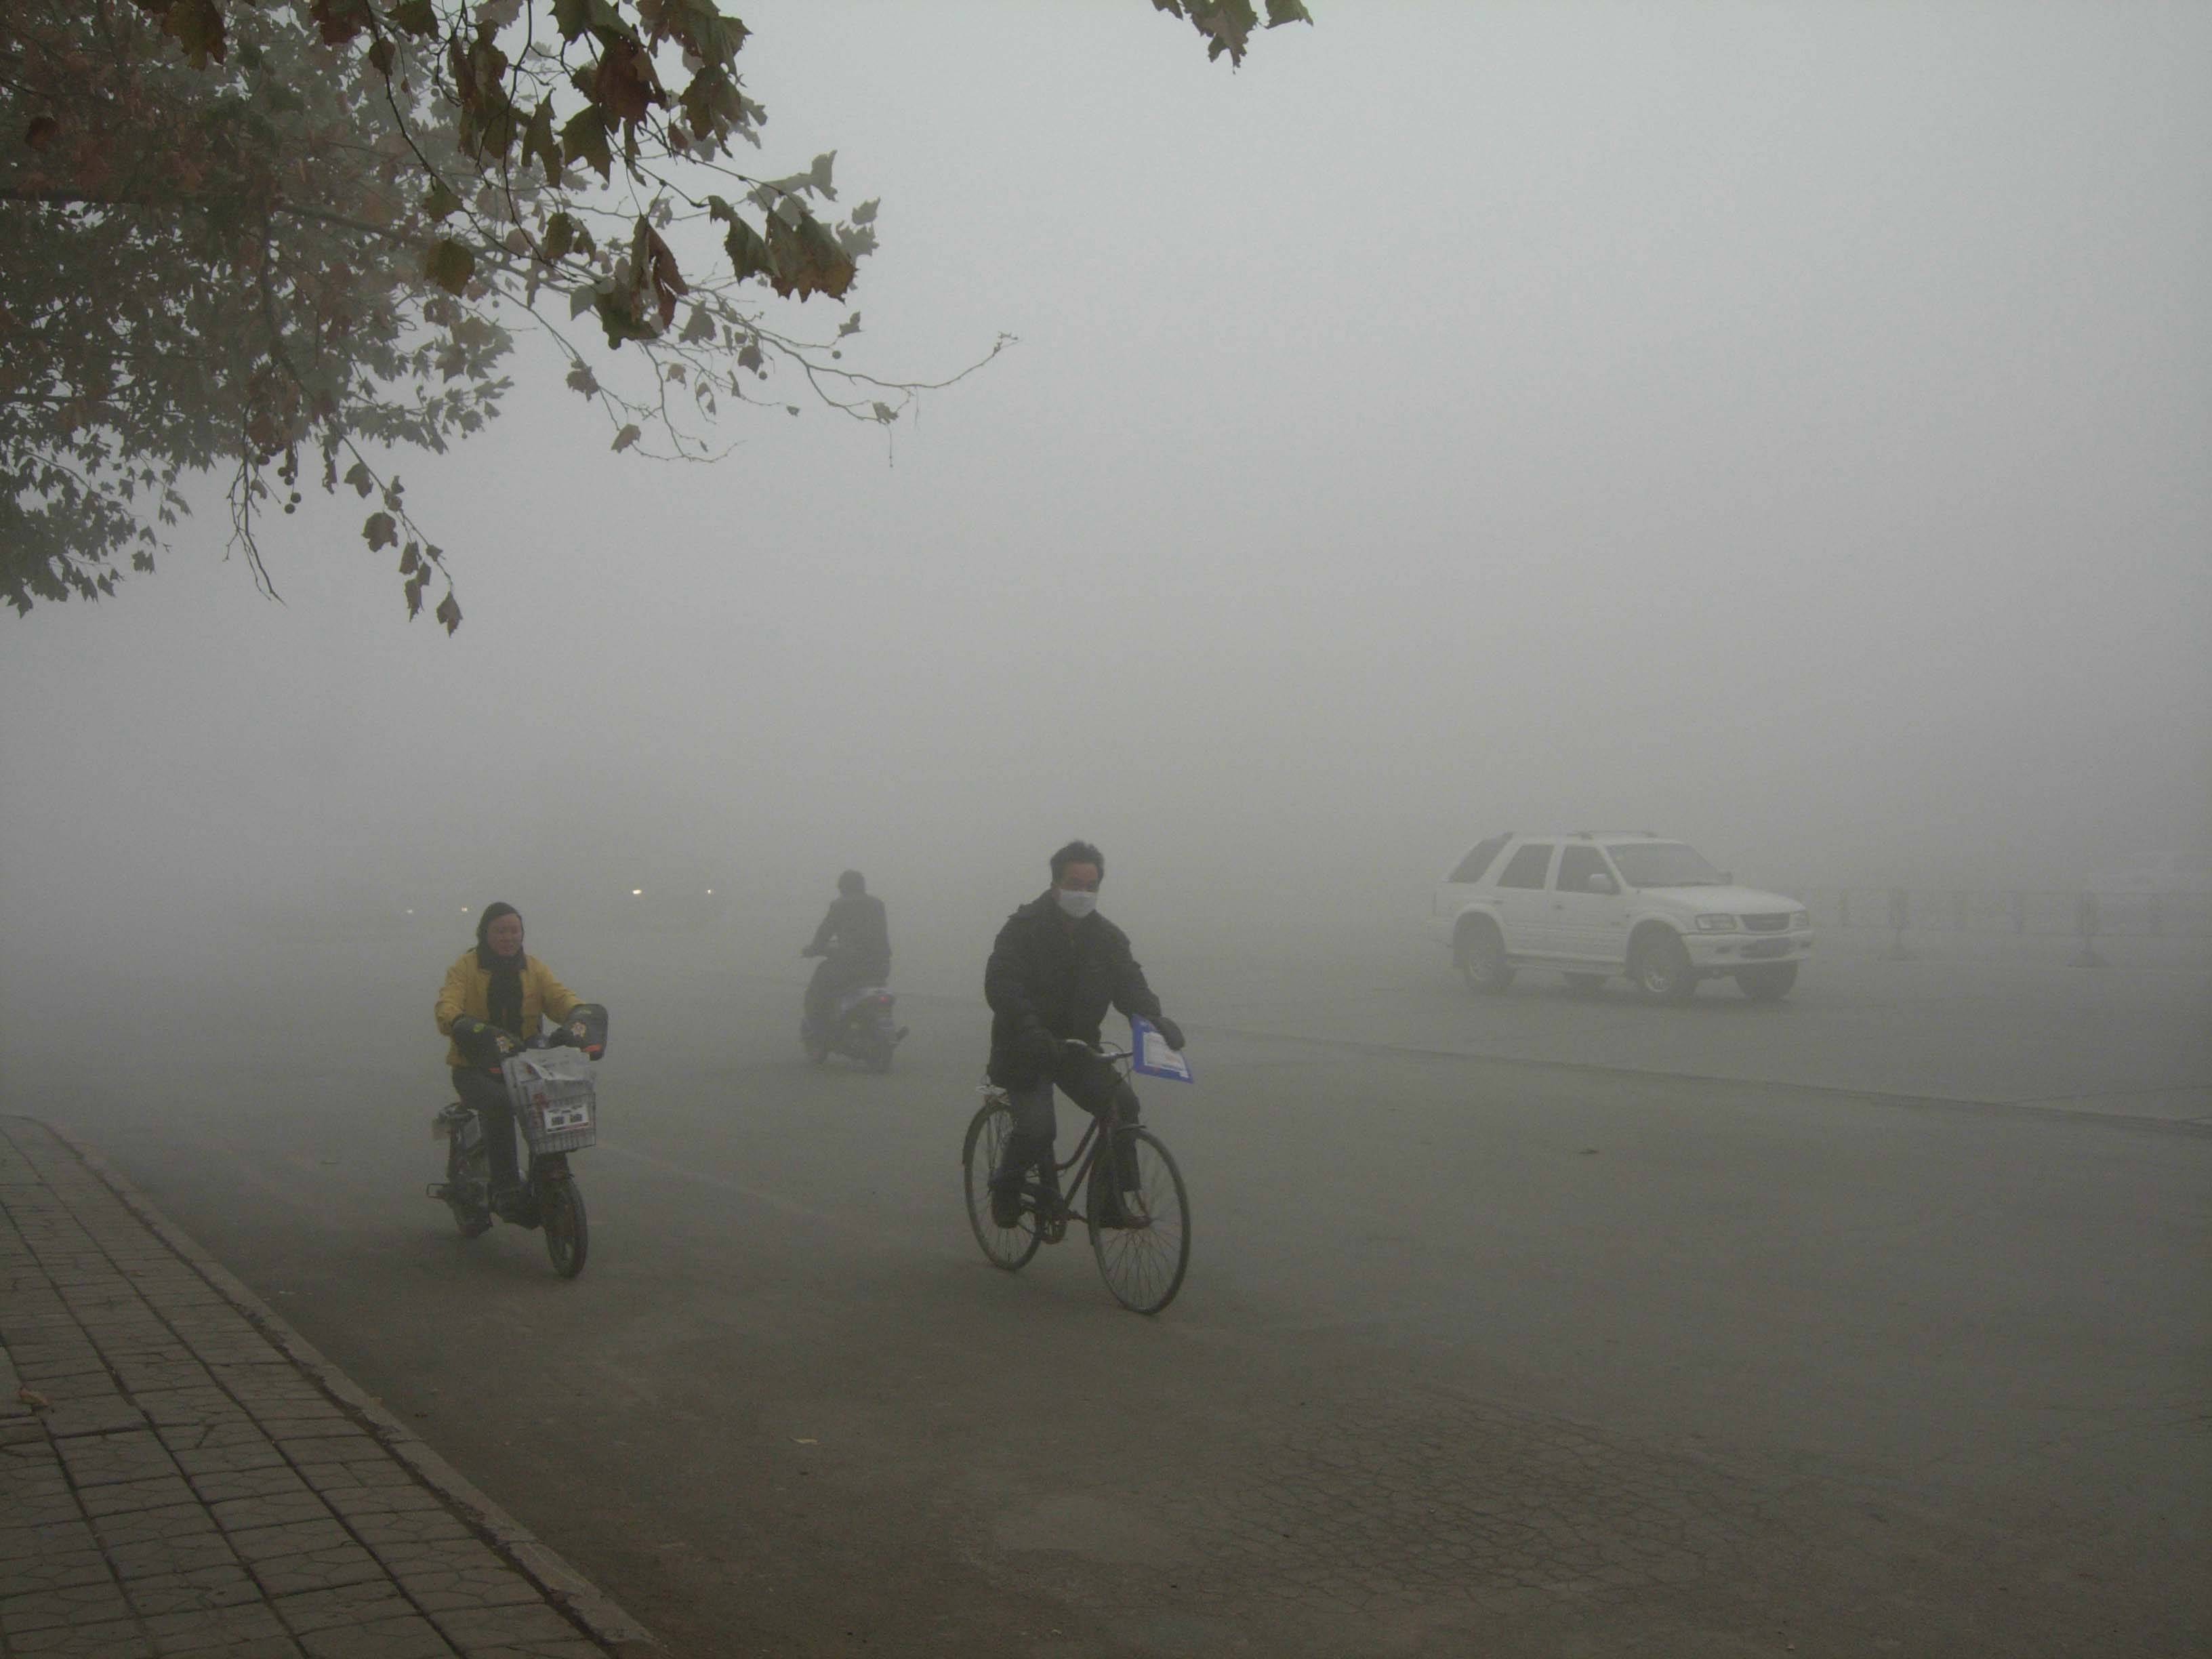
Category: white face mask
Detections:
[{"x1": 1054, "y1": 887, "x2": 1099, "y2": 920}]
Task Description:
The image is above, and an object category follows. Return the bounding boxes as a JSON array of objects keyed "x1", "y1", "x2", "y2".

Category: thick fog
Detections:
[{"x1": 3, "y1": 0, "x2": 2207, "y2": 990}]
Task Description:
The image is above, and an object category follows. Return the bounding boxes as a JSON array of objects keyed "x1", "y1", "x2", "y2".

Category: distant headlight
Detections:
[
  {"x1": 1790, "y1": 909, "x2": 1811, "y2": 930},
  {"x1": 1696, "y1": 914, "x2": 1738, "y2": 932}
]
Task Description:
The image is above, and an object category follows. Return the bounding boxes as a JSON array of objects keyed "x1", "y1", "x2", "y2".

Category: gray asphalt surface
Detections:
[{"x1": 5, "y1": 935, "x2": 2206, "y2": 1656}]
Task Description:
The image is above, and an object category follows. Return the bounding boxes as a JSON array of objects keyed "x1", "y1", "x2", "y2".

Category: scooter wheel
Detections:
[
  {"x1": 541, "y1": 1177, "x2": 588, "y2": 1279},
  {"x1": 445, "y1": 1139, "x2": 491, "y2": 1237}
]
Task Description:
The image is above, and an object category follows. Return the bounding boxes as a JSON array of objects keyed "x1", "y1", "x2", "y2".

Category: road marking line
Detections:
[{"x1": 593, "y1": 1140, "x2": 842, "y2": 1222}]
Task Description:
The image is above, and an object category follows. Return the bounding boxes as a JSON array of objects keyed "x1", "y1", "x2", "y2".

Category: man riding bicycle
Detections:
[{"x1": 984, "y1": 840, "x2": 1185, "y2": 1228}]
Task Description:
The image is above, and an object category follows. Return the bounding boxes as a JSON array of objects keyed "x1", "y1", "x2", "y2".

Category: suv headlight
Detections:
[
  {"x1": 1696, "y1": 914, "x2": 1738, "y2": 932},
  {"x1": 1790, "y1": 909, "x2": 1811, "y2": 930}
]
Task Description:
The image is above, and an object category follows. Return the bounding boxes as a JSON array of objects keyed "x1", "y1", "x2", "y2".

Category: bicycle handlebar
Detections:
[
  {"x1": 1062, "y1": 1039, "x2": 1133, "y2": 1064},
  {"x1": 467, "y1": 1025, "x2": 603, "y2": 1073}
]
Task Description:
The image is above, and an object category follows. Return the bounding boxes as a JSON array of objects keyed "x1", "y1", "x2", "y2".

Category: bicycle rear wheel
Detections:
[
  {"x1": 962, "y1": 1101, "x2": 1042, "y2": 1271},
  {"x1": 1088, "y1": 1128, "x2": 1191, "y2": 1314}
]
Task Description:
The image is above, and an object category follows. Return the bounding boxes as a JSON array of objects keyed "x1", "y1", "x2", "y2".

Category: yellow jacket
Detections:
[{"x1": 435, "y1": 950, "x2": 583, "y2": 1068}]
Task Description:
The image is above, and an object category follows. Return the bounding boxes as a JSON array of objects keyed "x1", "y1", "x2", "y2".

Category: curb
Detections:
[{"x1": 37, "y1": 1118, "x2": 666, "y2": 1659}]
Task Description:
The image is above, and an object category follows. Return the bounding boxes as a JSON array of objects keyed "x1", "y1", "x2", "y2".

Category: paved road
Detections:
[
  {"x1": 3, "y1": 941, "x2": 2206, "y2": 1656},
  {"x1": 1163, "y1": 924, "x2": 2212, "y2": 1124}
]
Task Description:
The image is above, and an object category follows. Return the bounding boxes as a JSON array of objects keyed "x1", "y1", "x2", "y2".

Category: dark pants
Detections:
[
  {"x1": 453, "y1": 1067, "x2": 521, "y2": 1193},
  {"x1": 805, "y1": 956, "x2": 883, "y2": 1031},
  {"x1": 998, "y1": 1057, "x2": 1141, "y2": 1192}
]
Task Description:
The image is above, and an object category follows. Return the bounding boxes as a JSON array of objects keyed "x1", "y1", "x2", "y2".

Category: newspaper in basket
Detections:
[{"x1": 501, "y1": 1047, "x2": 598, "y2": 1153}]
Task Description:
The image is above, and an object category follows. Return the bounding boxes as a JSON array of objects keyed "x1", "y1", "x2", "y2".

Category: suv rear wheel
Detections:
[
  {"x1": 1631, "y1": 931, "x2": 1697, "y2": 1004},
  {"x1": 1457, "y1": 920, "x2": 1514, "y2": 994}
]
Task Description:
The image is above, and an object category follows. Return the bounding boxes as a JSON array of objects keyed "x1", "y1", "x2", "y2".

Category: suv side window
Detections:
[
  {"x1": 1555, "y1": 846, "x2": 1609, "y2": 893},
  {"x1": 1448, "y1": 836, "x2": 1509, "y2": 885},
  {"x1": 1495, "y1": 842, "x2": 1555, "y2": 890}
]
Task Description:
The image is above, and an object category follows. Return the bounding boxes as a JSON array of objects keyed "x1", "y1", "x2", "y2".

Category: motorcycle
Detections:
[
  {"x1": 429, "y1": 1004, "x2": 606, "y2": 1278},
  {"x1": 802, "y1": 981, "x2": 907, "y2": 1072}
]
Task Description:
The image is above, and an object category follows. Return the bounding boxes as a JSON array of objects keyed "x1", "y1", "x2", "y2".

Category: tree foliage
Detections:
[{"x1": 1, "y1": 0, "x2": 1309, "y2": 628}]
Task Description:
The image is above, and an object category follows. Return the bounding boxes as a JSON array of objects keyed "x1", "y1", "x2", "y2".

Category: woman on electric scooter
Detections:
[{"x1": 434, "y1": 903, "x2": 592, "y2": 1221}]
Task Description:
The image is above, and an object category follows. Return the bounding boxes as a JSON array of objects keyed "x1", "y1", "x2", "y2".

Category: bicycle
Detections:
[{"x1": 960, "y1": 1040, "x2": 1192, "y2": 1314}]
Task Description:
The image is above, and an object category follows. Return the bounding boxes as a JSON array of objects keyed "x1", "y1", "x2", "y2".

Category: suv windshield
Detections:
[{"x1": 1607, "y1": 842, "x2": 1724, "y2": 888}]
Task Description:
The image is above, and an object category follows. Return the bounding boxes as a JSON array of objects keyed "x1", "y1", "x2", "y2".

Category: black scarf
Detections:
[{"x1": 479, "y1": 944, "x2": 525, "y2": 1036}]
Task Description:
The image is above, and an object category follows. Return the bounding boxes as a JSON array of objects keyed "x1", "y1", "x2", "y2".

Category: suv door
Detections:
[
  {"x1": 1490, "y1": 841, "x2": 1558, "y2": 955},
  {"x1": 1551, "y1": 844, "x2": 1630, "y2": 966}
]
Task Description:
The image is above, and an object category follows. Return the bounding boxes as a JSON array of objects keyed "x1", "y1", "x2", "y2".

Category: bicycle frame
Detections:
[
  {"x1": 996, "y1": 1043, "x2": 1136, "y2": 1231},
  {"x1": 1043, "y1": 1113, "x2": 1107, "y2": 1229}
]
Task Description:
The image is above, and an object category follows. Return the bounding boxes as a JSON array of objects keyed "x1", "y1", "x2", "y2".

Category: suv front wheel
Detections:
[
  {"x1": 1458, "y1": 919, "x2": 1515, "y2": 995},
  {"x1": 1631, "y1": 931, "x2": 1698, "y2": 1004}
]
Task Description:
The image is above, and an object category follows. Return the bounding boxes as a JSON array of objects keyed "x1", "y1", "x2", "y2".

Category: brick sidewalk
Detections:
[{"x1": 0, "y1": 1117, "x2": 661, "y2": 1659}]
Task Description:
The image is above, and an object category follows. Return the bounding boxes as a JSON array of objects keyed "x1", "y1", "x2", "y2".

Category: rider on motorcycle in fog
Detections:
[
  {"x1": 803, "y1": 870, "x2": 892, "y2": 1034},
  {"x1": 436, "y1": 903, "x2": 593, "y2": 1221}
]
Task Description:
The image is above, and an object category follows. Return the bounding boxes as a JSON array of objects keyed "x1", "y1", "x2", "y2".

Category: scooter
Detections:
[
  {"x1": 803, "y1": 983, "x2": 907, "y2": 1072},
  {"x1": 429, "y1": 1004, "x2": 606, "y2": 1278}
]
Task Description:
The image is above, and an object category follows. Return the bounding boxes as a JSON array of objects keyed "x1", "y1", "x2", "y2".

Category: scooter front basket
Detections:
[{"x1": 501, "y1": 1049, "x2": 598, "y2": 1153}]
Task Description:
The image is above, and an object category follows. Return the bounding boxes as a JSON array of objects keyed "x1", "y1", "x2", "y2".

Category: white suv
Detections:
[{"x1": 1429, "y1": 833, "x2": 1811, "y2": 1002}]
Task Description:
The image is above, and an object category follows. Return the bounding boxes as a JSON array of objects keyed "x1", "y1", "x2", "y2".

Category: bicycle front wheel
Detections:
[
  {"x1": 962, "y1": 1101, "x2": 1042, "y2": 1271},
  {"x1": 1088, "y1": 1128, "x2": 1191, "y2": 1314}
]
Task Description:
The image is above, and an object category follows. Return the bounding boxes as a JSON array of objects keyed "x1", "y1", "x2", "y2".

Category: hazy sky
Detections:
[{"x1": 3, "y1": 1, "x2": 2207, "y2": 964}]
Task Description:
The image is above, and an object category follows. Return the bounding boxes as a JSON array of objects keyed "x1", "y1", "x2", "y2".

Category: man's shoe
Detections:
[
  {"x1": 491, "y1": 1183, "x2": 536, "y2": 1225},
  {"x1": 989, "y1": 1176, "x2": 1025, "y2": 1230},
  {"x1": 1096, "y1": 1189, "x2": 1149, "y2": 1230}
]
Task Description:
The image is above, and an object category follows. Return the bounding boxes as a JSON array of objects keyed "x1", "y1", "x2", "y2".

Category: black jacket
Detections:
[
  {"x1": 809, "y1": 893, "x2": 890, "y2": 979},
  {"x1": 985, "y1": 892, "x2": 1162, "y2": 1087}
]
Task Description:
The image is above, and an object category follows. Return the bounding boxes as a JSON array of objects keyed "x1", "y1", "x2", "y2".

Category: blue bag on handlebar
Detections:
[{"x1": 1130, "y1": 1017, "x2": 1193, "y2": 1082}]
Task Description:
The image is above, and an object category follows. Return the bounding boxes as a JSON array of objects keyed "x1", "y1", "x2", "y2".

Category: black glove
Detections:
[
  {"x1": 1149, "y1": 1014, "x2": 1186, "y2": 1051},
  {"x1": 452, "y1": 1017, "x2": 515, "y2": 1061},
  {"x1": 561, "y1": 1004, "x2": 608, "y2": 1057}
]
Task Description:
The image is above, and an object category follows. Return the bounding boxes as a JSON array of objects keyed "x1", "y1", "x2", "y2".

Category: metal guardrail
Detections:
[{"x1": 1784, "y1": 888, "x2": 2212, "y2": 940}]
